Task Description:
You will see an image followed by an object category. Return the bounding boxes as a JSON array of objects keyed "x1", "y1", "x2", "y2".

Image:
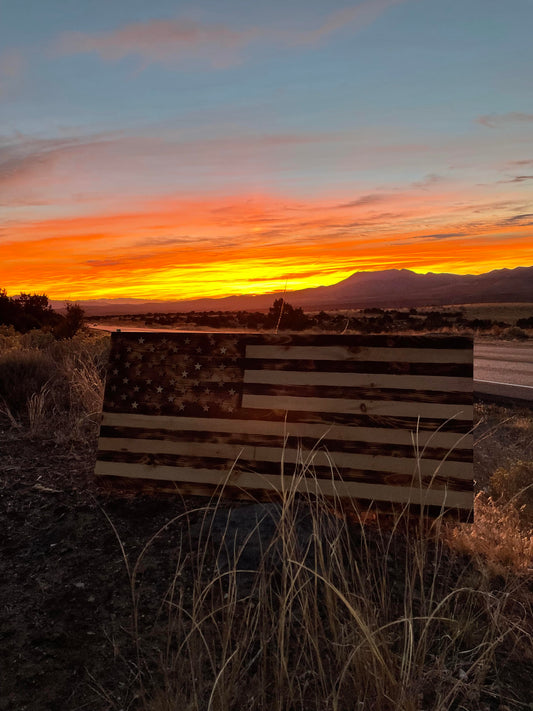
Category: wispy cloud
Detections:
[
  {"x1": 411, "y1": 173, "x2": 444, "y2": 190},
  {"x1": 55, "y1": 19, "x2": 258, "y2": 68},
  {"x1": 501, "y1": 213, "x2": 533, "y2": 225},
  {"x1": 86, "y1": 259, "x2": 123, "y2": 268},
  {"x1": 334, "y1": 194, "x2": 387, "y2": 209},
  {"x1": 498, "y1": 175, "x2": 533, "y2": 184},
  {"x1": 281, "y1": 0, "x2": 405, "y2": 45},
  {"x1": 477, "y1": 112, "x2": 533, "y2": 128},
  {"x1": 54, "y1": 1, "x2": 405, "y2": 67},
  {"x1": 506, "y1": 159, "x2": 533, "y2": 167},
  {"x1": 415, "y1": 232, "x2": 466, "y2": 240},
  {"x1": 0, "y1": 131, "x2": 120, "y2": 202}
]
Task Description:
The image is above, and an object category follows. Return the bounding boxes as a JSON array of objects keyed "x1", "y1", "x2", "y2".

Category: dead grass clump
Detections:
[{"x1": 446, "y1": 492, "x2": 533, "y2": 575}]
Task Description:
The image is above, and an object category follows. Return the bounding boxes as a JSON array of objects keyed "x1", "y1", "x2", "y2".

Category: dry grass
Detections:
[{"x1": 101, "y1": 476, "x2": 532, "y2": 711}]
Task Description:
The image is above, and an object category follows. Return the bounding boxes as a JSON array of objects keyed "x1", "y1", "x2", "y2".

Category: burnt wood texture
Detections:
[{"x1": 95, "y1": 332, "x2": 473, "y2": 514}]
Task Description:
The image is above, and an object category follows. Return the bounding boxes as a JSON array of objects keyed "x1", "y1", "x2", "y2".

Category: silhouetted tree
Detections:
[
  {"x1": 265, "y1": 298, "x2": 309, "y2": 331},
  {"x1": 0, "y1": 289, "x2": 85, "y2": 338},
  {"x1": 53, "y1": 303, "x2": 85, "y2": 339}
]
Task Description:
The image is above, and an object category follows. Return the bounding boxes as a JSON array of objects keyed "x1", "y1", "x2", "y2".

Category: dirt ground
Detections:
[
  {"x1": 1, "y1": 401, "x2": 532, "y2": 710},
  {"x1": 0, "y1": 433, "x2": 221, "y2": 710}
]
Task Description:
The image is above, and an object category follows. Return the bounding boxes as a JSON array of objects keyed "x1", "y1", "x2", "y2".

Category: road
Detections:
[
  {"x1": 474, "y1": 340, "x2": 533, "y2": 405},
  {"x1": 474, "y1": 341, "x2": 533, "y2": 387}
]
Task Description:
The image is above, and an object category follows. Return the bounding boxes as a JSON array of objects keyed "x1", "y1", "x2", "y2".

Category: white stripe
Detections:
[
  {"x1": 246, "y1": 345, "x2": 473, "y2": 363},
  {"x1": 475, "y1": 379, "x2": 533, "y2": 390},
  {"x1": 94, "y1": 461, "x2": 473, "y2": 510},
  {"x1": 100, "y1": 412, "x2": 472, "y2": 449},
  {"x1": 244, "y1": 370, "x2": 473, "y2": 392},
  {"x1": 242, "y1": 394, "x2": 473, "y2": 419}
]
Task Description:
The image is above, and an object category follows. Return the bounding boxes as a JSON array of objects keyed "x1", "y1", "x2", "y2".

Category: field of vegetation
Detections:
[
  {"x1": 90, "y1": 300, "x2": 533, "y2": 339},
  {"x1": 1, "y1": 318, "x2": 532, "y2": 710}
]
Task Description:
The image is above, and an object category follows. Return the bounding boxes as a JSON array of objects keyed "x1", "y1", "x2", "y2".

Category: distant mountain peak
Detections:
[{"x1": 51, "y1": 265, "x2": 533, "y2": 316}]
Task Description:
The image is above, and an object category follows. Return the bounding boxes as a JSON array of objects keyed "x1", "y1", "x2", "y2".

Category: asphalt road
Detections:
[
  {"x1": 474, "y1": 340, "x2": 533, "y2": 405},
  {"x1": 474, "y1": 341, "x2": 533, "y2": 386}
]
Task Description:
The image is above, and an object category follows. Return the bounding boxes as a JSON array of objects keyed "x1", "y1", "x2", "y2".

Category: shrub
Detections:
[
  {"x1": 447, "y1": 492, "x2": 533, "y2": 574},
  {"x1": 490, "y1": 460, "x2": 533, "y2": 524},
  {"x1": 501, "y1": 326, "x2": 528, "y2": 341},
  {"x1": 0, "y1": 331, "x2": 108, "y2": 435},
  {"x1": 0, "y1": 350, "x2": 68, "y2": 426}
]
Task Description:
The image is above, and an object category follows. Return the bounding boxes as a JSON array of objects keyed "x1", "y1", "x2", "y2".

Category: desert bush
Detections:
[
  {"x1": 0, "y1": 324, "x2": 23, "y2": 351},
  {"x1": 501, "y1": 326, "x2": 528, "y2": 341},
  {"x1": 447, "y1": 492, "x2": 533, "y2": 574},
  {"x1": 490, "y1": 460, "x2": 533, "y2": 524},
  {"x1": 0, "y1": 349, "x2": 68, "y2": 427},
  {"x1": 0, "y1": 331, "x2": 109, "y2": 437}
]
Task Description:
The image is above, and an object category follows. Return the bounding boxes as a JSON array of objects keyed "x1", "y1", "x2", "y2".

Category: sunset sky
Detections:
[{"x1": 1, "y1": 0, "x2": 532, "y2": 302}]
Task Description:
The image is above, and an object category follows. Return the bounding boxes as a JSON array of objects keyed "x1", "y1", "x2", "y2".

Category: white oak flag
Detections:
[{"x1": 95, "y1": 332, "x2": 474, "y2": 514}]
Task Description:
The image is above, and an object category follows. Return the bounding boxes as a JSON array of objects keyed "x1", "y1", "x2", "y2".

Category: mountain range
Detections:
[{"x1": 51, "y1": 266, "x2": 533, "y2": 316}]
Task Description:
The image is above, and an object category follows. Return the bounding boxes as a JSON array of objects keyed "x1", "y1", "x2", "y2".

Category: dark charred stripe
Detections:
[
  {"x1": 96, "y1": 450, "x2": 472, "y2": 491},
  {"x1": 244, "y1": 359, "x2": 473, "y2": 378},
  {"x1": 99, "y1": 425, "x2": 473, "y2": 462},
  {"x1": 240, "y1": 334, "x2": 473, "y2": 350},
  {"x1": 101, "y1": 405, "x2": 473, "y2": 432},
  {"x1": 110, "y1": 332, "x2": 473, "y2": 355},
  {"x1": 242, "y1": 383, "x2": 473, "y2": 405}
]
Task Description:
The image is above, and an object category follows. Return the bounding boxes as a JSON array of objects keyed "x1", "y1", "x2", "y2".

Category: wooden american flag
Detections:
[{"x1": 95, "y1": 332, "x2": 473, "y2": 514}]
